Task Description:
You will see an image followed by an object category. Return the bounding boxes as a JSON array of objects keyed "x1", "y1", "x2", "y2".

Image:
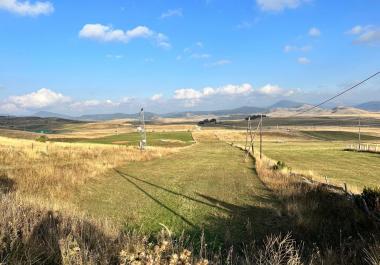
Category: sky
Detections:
[{"x1": 0, "y1": 0, "x2": 380, "y2": 115}]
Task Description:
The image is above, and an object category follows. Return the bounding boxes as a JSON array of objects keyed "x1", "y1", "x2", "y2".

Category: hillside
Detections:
[{"x1": 356, "y1": 101, "x2": 380, "y2": 111}]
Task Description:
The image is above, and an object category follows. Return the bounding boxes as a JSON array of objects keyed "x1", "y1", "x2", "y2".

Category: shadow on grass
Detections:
[
  {"x1": 0, "y1": 173, "x2": 15, "y2": 194},
  {"x1": 1, "y1": 208, "x2": 120, "y2": 265},
  {"x1": 114, "y1": 169, "x2": 289, "y2": 247}
]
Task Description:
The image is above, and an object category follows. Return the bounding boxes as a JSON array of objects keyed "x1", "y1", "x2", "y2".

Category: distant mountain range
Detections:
[
  {"x1": 31, "y1": 100, "x2": 380, "y2": 121},
  {"x1": 355, "y1": 101, "x2": 380, "y2": 111}
]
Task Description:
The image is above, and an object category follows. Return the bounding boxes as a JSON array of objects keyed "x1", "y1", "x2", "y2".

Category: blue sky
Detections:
[{"x1": 0, "y1": 0, "x2": 379, "y2": 115}]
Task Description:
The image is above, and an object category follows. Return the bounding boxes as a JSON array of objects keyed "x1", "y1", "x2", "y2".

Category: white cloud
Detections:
[
  {"x1": 174, "y1": 83, "x2": 253, "y2": 101},
  {"x1": 0, "y1": 0, "x2": 54, "y2": 16},
  {"x1": 297, "y1": 57, "x2": 311, "y2": 64},
  {"x1": 8, "y1": 88, "x2": 70, "y2": 109},
  {"x1": 160, "y1": 8, "x2": 182, "y2": 19},
  {"x1": 0, "y1": 103, "x2": 20, "y2": 113},
  {"x1": 173, "y1": 83, "x2": 297, "y2": 107},
  {"x1": 205, "y1": 59, "x2": 231, "y2": 67},
  {"x1": 150, "y1": 94, "x2": 163, "y2": 101},
  {"x1": 257, "y1": 84, "x2": 283, "y2": 95},
  {"x1": 174, "y1": 88, "x2": 203, "y2": 100},
  {"x1": 308, "y1": 27, "x2": 321, "y2": 37},
  {"x1": 256, "y1": 84, "x2": 296, "y2": 97},
  {"x1": 347, "y1": 25, "x2": 380, "y2": 46},
  {"x1": 79, "y1": 24, "x2": 171, "y2": 48},
  {"x1": 347, "y1": 25, "x2": 364, "y2": 35},
  {"x1": 283, "y1": 45, "x2": 312, "y2": 53},
  {"x1": 256, "y1": 0, "x2": 304, "y2": 12},
  {"x1": 195, "y1": 41, "x2": 203, "y2": 48},
  {"x1": 70, "y1": 99, "x2": 120, "y2": 110}
]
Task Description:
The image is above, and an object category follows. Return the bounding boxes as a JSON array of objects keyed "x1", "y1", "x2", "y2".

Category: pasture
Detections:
[
  {"x1": 74, "y1": 136, "x2": 283, "y2": 243},
  {"x1": 0, "y1": 120, "x2": 380, "y2": 264},
  {"x1": 215, "y1": 129, "x2": 380, "y2": 191},
  {"x1": 53, "y1": 131, "x2": 195, "y2": 147},
  {"x1": 263, "y1": 141, "x2": 380, "y2": 190}
]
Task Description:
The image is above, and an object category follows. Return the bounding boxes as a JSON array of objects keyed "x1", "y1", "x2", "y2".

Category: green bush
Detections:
[{"x1": 35, "y1": 135, "x2": 49, "y2": 143}]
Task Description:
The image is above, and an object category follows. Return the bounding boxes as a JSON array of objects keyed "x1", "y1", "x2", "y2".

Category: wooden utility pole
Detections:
[
  {"x1": 249, "y1": 118, "x2": 254, "y2": 154},
  {"x1": 260, "y1": 114, "x2": 263, "y2": 159},
  {"x1": 245, "y1": 117, "x2": 249, "y2": 151}
]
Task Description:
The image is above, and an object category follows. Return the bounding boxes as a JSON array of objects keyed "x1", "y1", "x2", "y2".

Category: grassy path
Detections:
[{"x1": 76, "y1": 139, "x2": 284, "y2": 243}]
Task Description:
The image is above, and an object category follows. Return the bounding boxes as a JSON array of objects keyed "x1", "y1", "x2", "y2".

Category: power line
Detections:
[{"x1": 292, "y1": 71, "x2": 380, "y2": 117}]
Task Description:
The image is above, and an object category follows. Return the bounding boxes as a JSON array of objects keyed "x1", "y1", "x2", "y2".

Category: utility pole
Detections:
[
  {"x1": 138, "y1": 108, "x2": 147, "y2": 150},
  {"x1": 358, "y1": 114, "x2": 361, "y2": 150},
  {"x1": 249, "y1": 118, "x2": 254, "y2": 154},
  {"x1": 260, "y1": 114, "x2": 263, "y2": 159},
  {"x1": 245, "y1": 117, "x2": 249, "y2": 151}
]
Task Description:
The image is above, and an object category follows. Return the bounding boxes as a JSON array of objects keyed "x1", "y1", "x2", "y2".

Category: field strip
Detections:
[{"x1": 74, "y1": 139, "x2": 285, "y2": 242}]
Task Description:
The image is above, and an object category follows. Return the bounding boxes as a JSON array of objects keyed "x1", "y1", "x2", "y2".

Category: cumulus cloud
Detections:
[
  {"x1": 8, "y1": 88, "x2": 70, "y2": 109},
  {"x1": 308, "y1": 27, "x2": 321, "y2": 37},
  {"x1": 256, "y1": 0, "x2": 305, "y2": 12},
  {"x1": 257, "y1": 84, "x2": 296, "y2": 97},
  {"x1": 79, "y1": 24, "x2": 171, "y2": 48},
  {"x1": 173, "y1": 83, "x2": 297, "y2": 107},
  {"x1": 150, "y1": 94, "x2": 163, "y2": 101},
  {"x1": 257, "y1": 84, "x2": 283, "y2": 95},
  {"x1": 160, "y1": 8, "x2": 182, "y2": 19},
  {"x1": 347, "y1": 25, "x2": 380, "y2": 46},
  {"x1": 0, "y1": 0, "x2": 54, "y2": 16},
  {"x1": 297, "y1": 57, "x2": 311, "y2": 64},
  {"x1": 174, "y1": 88, "x2": 203, "y2": 100},
  {"x1": 173, "y1": 83, "x2": 253, "y2": 106}
]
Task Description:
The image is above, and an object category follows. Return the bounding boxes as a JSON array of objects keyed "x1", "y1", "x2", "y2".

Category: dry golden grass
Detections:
[{"x1": 0, "y1": 136, "x2": 178, "y2": 204}]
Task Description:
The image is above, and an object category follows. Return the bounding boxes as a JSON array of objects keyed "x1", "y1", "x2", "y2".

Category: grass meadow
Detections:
[
  {"x1": 216, "y1": 129, "x2": 380, "y2": 191},
  {"x1": 74, "y1": 137, "x2": 283, "y2": 243},
  {"x1": 53, "y1": 131, "x2": 195, "y2": 147},
  {"x1": 0, "y1": 125, "x2": 379, "y2": 264}
]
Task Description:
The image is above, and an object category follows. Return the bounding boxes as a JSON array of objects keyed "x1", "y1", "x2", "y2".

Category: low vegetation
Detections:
[
  {"x1": 0, "y1": 125, "x2": 379, "y2": 264},
  {"x1": 301, "y1": 130, "x2": 380, "y2": 141},
  {"x1": 263, "y1": 141, "x2": 380, "y2": 190},
  {"x1": 0, "y1": 136, "x2": 177, "y2": 205},
  {"x1": 53, "y1": 131, "x2": 194, "y2": 147}
]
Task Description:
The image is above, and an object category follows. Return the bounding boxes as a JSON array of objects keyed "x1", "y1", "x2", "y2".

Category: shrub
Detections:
[
  {"x1": 36, "y1": 135, "x2": 49, "y2": 142},
  {"x1": 272, "y1": 161, "x2": 286, "y2": 171},
  {"x1": 362, "y1": 186, "x2": 380, "y2": 212}
]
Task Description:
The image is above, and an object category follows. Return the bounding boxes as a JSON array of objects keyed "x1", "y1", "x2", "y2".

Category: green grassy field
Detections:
[
  {"x1": 263, "y1": 140, "x2": 380, "y2": 189},
  {"x1": 54, "y1": 131, "x2": 195, "y2": 147},
  {"x1": 74, "y1": 139, "x2": 286, "y2": 244},
  {"x1": 301, "y1": 130, "x2": 380, "y2": 141}
]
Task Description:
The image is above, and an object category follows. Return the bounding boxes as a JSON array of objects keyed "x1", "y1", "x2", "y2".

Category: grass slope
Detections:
[
  {"x1": 301, "y1": 130, "x2": 380, "y2": 141},
  {"x1": 75, "y1": 139, "x2": 284, "y2": 244},
  {"x1": 263, "y1": 141, "x2": 380, "y2": 189}
]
